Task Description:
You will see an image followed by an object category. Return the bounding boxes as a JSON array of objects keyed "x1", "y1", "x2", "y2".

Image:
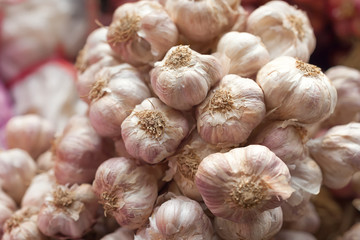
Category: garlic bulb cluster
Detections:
[
  {"x1": 197, "y1": 74, "x2": 266, "y2": 147},
  {"x1": 0, "y1": 149, "x2": 37, "y2": 204},
  {"x1": 5, "y1": 114, "x2": 55, "y2": 159},
  {"x1": 107, "y1": 1, "x2": 178, "y2": 66},
  {"x1": 247, "y1": 0, "x2": 316, "y2": 62},
  {"x1": 89, "y1": 64, "x2": 151, "y2": 137},
  {"x1": 53, "y1": 115, "x2": 113, "y2": 185},
  {"x1": 135, "y1": 195, "x2": 214, "y2": 240},
  {"x1": 307, "y1": 122, "x2": 360, "y2": 189},
  {"x1": 3, "y1": 207, "x2": 46, "y2": 240},
  {"x1": 163, "y1": 0, "x2": 239, "y2": 43},
  {"x1": 150, "y1": 45, "x2": 224, "y2": 110},
  {"x1": 256, "y1": 56, "x2": 337, "y2": 124},
  {"x1": 37, "y1": 184, "x2": 98, "y2": 239},
  {"x1": 214, "y1": 207, "x2": 283, "y2": 240},
  {"x1": 323, "y1": 65, "x2": 360, "y2": 126},
  {"x1": 92, "y1": 157, "x2": 158, "y2": 229},
  {"x1": 121, "y1": 97, "x2": 189, "y2": 164},
  {"x1": 195, "y1": 145, "x2": 293, "y2": 222},
  {"x1": 216, "y1": 32, "x2": 270, "y2": 78}
]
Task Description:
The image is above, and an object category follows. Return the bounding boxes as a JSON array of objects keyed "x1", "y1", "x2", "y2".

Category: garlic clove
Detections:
[{"x1": 195, "y1": 145, "x2": 293, "y2": 222}]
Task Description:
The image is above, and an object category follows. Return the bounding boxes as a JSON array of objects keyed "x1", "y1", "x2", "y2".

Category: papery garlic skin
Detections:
[
  {"x1": 216, "y1": 32, "x2": 270, "y2": 78},
  {"x1": 5, "y1": 114, "x2": 55, "y2": 159},
  {"x1": 246, "y1": 0, "x2": 316, "y2": 62},
  {"x1": 214, "y1": 207, "x2": 283, "y2": 240},
  {"x1": 256, "y1": 56, "x2": 337, "y2": 124},
  {"x1": 164, "y1": 0, "x2": 239, "y2": 42},
  {"x1": 107, "y1": 1, "x2": 178, "y2": 66},
  {"x1": 89, "y1": 64, "x2": 151, "y2": 137},
  {"x1": 53, "y1": 115, "x2": 113, "y2": 185},
  {"x1": 150, "y1": 45, "x2": 223, "y2": 110},
  {"x1": 37, "y1": 184, "x2": 98, "y2": 239},
  {"x1": 101, "y1": 228, "x2": 134, "y2": 240},
  {"x1": 307, "y1": 122, "x2": 360, "y2": 189},
  {"x1": 92, "y1": 158, "x2": 158, "y2": 230},
  {"x1": 196, "y1": 74, "x2": 265, "y2": 147},
  {"x1": 121, "y1": 97, "x2": 189, "y2": 164},
  {"x1": 195, "y1": 145, "x2": 293, "y2": 222},
  {"x1": 3, "y1": 207, "x2": 47, "y2": 240},
  {"x1": 0, "y1": 149, "x2": 37, "y2": 204}
]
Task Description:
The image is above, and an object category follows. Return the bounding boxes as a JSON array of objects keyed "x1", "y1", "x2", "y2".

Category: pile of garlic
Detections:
[{"x1": 1, "y1": 0, "x2": 360, "y2": 239}]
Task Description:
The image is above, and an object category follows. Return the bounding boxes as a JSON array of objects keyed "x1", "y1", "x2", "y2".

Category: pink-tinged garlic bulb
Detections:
[
  {"x1": 37, "y1": 184, "x2": 98, "y2": 239},
  {"x1": 21, "y1": 170, "x2": 56, "y2": 209},
  {"x1": 0, "y1": 149, "x2": 37, "y2": 204},
  {"x1": 121, "y1": 97, "x2": 189, "y2": 164},
  {"x1": 246, "y1": 0, "x2": 316, "y2": 62},
  {"x1": 163, "y1": 0, "x2": 239, "y2": 42},
  {"x1": 107, "y1": 1, "x2": 178, "y2": 66},
  {"x1": 214, "y1": 207, "x2": 283, "y2": 240},
  {"x1": 256, "y1": 56, "x2": 337, "y2": 124},
  {"x1": 101, "y1": 228, "x2": 134, "y2": 240},
  {"x1": 195, "y1": 145, "x2": 293, "y2": 222},
  {"x1": 342, "y1": 222, "x2": 360, "y2": 240},
  {"x1": 216, "y1": 32, "x2": 270, "y2": 78},
  {"x1": 249, "y1": 121, "x2": 307, "y2": 164},
  {"x1": 135, "y1": 195, "x2": 214, "y2": 240},
  {"x1": 284, "y1": 202, "x2": 320, "y2": 234},
  {"x1": 3, "y1": 207, "x2": 47, "y2": 240},
  {"x1": 196, "y1": 74, "x2": 266, "y2": 147},
  {"x1": 89, "y1": 64, "x2": 151, "y2": 137},
  {"x1": 167, "y1": 130, "x2": 223, "y2": 201},
  {"x1": 323, "y1": 65, "x2": 360, "y2": 126},
  {"x1": 36, "y1": 151, "x2": 54, "y2": 173},
  {"x1": 92, "y1": 158, "x2": 158, "y2": 229},
  {"x1": 307, "y1": 122, "x2": 360, "y2": 189},
  {"x1": 53, "y1": 115, "x2": 114, "y2": 185},
  {"x1": 150, "y1": 45, "x2": 224, "y2": 111},
  {"x1": 5, "y1": 114, "x2": 55, "y2": 159},
  {"x1": 275, "y1": 230, "x2": 317, "y2": 240}
]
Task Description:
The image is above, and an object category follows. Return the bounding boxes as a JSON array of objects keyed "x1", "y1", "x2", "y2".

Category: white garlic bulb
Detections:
[
  {"x1": 5, "y1": 114, "x2": 55, "y2": 159},
  {"x1": 256, "y1": 56, "x2": 337, "y2": 124},
  {"x1": 196, "y1": 74, "x2": 266, "y2": 147},
  {"x1": 107, "y1": 0, "x2": 178, "y2": 66},
  {"x1": 216, "y1": 32, "x2": 270, "y2": 78},
  {"x1": 214, "y1": 207, "x2": 283, "y2": 240},
  {"x1": 164, "y1": 0, "x2": 239, "y2": 42},
  {"x1": 195, "y1": 145, "x2": 293, "y2": 222},
  {"x1": 89, "y1": 64, "x2": 151, "y2": 137},
  {"x1": 92, "y1": 157, "x2": 158, "y2": 230},
  {"x1": 307, "y1": 122, "x2": 360, "y2": 189},
  {"x1": 247, "y1": 0, "x2": 316, "y2": 62},
  {"x1": 150, "y1": 45, "x2": 224, "y2": 110},
  {"x1": 121, "y1": 97, "x2": 189, "y2": 164}
]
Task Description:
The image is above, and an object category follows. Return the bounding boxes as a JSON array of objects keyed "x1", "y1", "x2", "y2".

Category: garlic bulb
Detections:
[
  {"x1": 0, "y1": 205, "x2": 13, "y2": 239},
  {"x1": 323, "y1": 65, "x2": 360, "y2": 126},
  {"x1": 21, "y1": 170, "x2": 56, "y2": 209},
  {"x1": 3, "y1": 207, "x2": 47, "y2": 240},
  {"x1": 195, "y1": 145, "x2": 293, "y2": 222},
  {"x1": 121, "y1": 97, "x2": 189, "y2": 164},
  {"x1": 246, "y1": 0, "x2": 316, "y2": 62},
  {"x1": 101, "y1": 228, "x2": 134, "y2": 240},
  {"x1": 275, "y1": 230, "x2": 317, "y2": 240},
  {"x1": 164, "y1": 0, "x2": 239, "y2": 42},
  {"x1": 92, "y1": 157, "x2": 158, "y2": 230},
  {"x1": 135, "y1": 195, "x2": 214, "y2": 240},
  {"x1": 37, "y1": 184, "x2": 98, "y2": 239},
  {"x1": 36, "y1": 151, "x2": 54, "y2": 173},
  {"x1": 216, "y1": 32, "x2": 270, "y2": 78},
  {"x1": 249, "y1": 120, "x2": 307, "y2": 164},
  {"x1": 214, "y1": 207, "x2": 283, "y2": 240},
  {"x1": 107, "y1": 1, "x2": 178, "y2": 66},
  {"x1": 5, "y1": 114, "x2": 55, "y2": 159},
  {"x1": 196, "y1": 74, "x2": 266, "y2": 147},
  {"x1": 167, "y1": 130, "x2": 222, "y2": 201},
  {"x1": 53, "y1": 115, "x2": 114, "y2": 185},
  {"x1": 256, "y1": 56, "x2": 337, "y2": 124},
  {"x1": 89, "y1": 64, "x2": 151, "y2": 137},
  {"x1": 307, "y1": 122, "x2": 360, "y2": 189},
  {"x1": 150, "y1": 45, "x2": 223, "y2": 110},
  {"x1": 0, "y1": 149, "x2": 37, "y2": 204}
]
